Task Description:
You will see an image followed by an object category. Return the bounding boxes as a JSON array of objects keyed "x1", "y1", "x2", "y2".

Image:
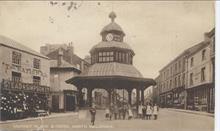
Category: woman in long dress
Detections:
[
  {"x1": 105, "y1": 107, "x2": 110, "y2": 120},
  {"x1": 142, "y1": 105, "x2": 146, "y2": 119},
  {"x1": 128, "y1": 105, "x2": 133, "y2": 120},
  {"x1": 138, "y1": 104, "x2": 143, "y2": 118},
  {"x1": 146, "y1": 103, "x2": 152, "y2": 120},
  {"x1": 152, "y1": 104, "x2": 159, "y2": 120}
]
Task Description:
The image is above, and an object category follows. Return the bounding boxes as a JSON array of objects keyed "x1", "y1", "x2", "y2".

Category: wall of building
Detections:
[
  {"x1": 50, "y1": 69, "x2": 78, "y2": 92},
  {"x1": 186, "y1": 45, "x2": 212, "y2": 89},
  {"x1": 159, "y1": 54, "x2": 186, "y2": 94},
  {"x1": 0, "y1": 45, "x2": 50, "y2": 86},
  {"x1": 0, "y1": 45, "x2": 3, "y2": 82},
  {"x1": 50, "y1": 69, "x2": 79, "y2": 111}
]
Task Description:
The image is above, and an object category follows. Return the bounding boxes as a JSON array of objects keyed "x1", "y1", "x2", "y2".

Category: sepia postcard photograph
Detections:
[{"x1": 0, "y1": 1, "x2": 218, "y2": 131}]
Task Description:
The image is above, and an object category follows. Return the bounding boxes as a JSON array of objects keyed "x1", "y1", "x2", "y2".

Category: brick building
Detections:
[
  {"x1": 185, "y1": 28, "x2": 215, "y2": 112},
  {"x1": 158, "y1": 48, "x2": 188, "y2": 108},
  {"x1": 40, "y1": 43, "x2": 90, "y2": 111},
  {"x1": 0, "y1": 35, "x2": 50, "y2": 120},
  {"x1": 156, "y1": 28, "x2": 215, "y2": 112}
]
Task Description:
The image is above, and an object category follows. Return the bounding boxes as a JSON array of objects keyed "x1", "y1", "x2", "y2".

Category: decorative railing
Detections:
[{"x1": 1, "y1": 79, "x2": 50, "y2": 93}]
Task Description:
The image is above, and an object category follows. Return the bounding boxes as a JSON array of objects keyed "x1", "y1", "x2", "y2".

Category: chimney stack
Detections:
[
  {"x1": 68, "y1": 42, "x2": 74, "y2": 64},
  {"x1": 58, "y1": 48, "x2": 63, "y2": 66},
  {"x1": 80, "y1": 60, "x2": 84, "y2": 72}
]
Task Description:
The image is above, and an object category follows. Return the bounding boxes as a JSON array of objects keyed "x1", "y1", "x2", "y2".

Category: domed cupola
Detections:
[
  {"x1": 90, "y1": 12, "x2": 135, "y2": 65},
  {"x1": 100, "y1": 11, "x2": 125, "y2": 41}
]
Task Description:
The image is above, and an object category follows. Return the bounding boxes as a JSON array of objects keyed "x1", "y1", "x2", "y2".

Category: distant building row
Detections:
[{"x1": 153, "y1": 28, "x2": 215, "y2": 113}]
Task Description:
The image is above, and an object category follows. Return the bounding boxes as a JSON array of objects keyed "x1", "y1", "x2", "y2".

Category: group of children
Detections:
[
  {"x1": 89, "y1": 103, "x2": 159, "y2": 126},
  {"x1": 104, "y1": 103, "x2": 159, "y2": 121},
  {"x1": 138, "y1": 103, "x2": 159, "y2": 120}
]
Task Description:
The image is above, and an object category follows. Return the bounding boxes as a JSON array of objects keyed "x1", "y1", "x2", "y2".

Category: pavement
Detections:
[
  {"x1": 0, "y1": 108, "x2": 214, "y2": 131},
  {"x1": 0, "y1": 112, "x2": 78, "y2": 124},
  {"x1": 166, "y1": 108, "x2": 214, "y2": 117}
]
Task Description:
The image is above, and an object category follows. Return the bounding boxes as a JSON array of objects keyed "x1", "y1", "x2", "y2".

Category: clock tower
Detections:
[
  {"x1": 90, "y1": 11, "x2": 135, "y2": 65},
  {"x1": 66, "y1": 12, "x2": 156, "y2": 108},
  {"x1": 101, "y1": 11, "x2": 125, "y2": 42}
]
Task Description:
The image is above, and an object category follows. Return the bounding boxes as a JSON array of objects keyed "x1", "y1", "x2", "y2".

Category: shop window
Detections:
[
  {"x1": 201, "y1": 67, "x2": 206, "y2": 81},
  {"x1": 190, "y1": 73, "x2": 193, "y2": 85},
  {"x1": 33, "y1": 58, "x2": 40, "y2": 69},
  {"x1": 12, "y1": 51, "x2": 21, "y2": 65},
  {"x1": 12, "y1": 72, "x2": 21, "y2": 82},
  {"x1": 190, "y1": 57, "x2": 194, "y2": 67},
  {"x1": 202, "y1": 49, "x2": 206, "y2": 61},
  {"x1": 33, "y1": 76, "x2": 41, "y2": 85}
]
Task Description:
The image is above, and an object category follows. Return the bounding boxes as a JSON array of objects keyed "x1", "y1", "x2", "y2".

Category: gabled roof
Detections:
[
  {"x1": 50, "y1": 59, "x2": 76, "y2": 68},
  {"x1": 0, "y1": 35, "x2": 48, "y2": 59},
  {"x1": 46, "y1": 47, "x2": 90, "y2": 66},
  {"x1": 185, "y1": 41, "x2": 209, "y2": 57}
]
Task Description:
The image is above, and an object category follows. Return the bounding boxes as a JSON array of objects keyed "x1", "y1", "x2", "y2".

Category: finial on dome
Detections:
[{"x1": 109, "y1": 11, "x2": 116, "y2": 22}]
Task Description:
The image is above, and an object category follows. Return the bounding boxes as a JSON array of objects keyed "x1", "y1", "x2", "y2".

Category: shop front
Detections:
[
  {"x1": 186, "y1": 83, "x2": 213, "y2": 112},
  {"x1": 159, "y1": 95, "x2": 166, "y2": 108},
  {"x1": 172, "y1": 87, "x2": 185, "y2": 109},
  {"x1": 0, "y1": 79, "x2": 50, "y2": 120},
  {"x1": 159, "y1": 90, "x2": 173, "y2": 108}
]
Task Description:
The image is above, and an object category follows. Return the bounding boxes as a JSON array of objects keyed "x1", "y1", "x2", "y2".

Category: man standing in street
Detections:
[{"x1": 89, "y1": 104, "x2": 96, "y2": 125}]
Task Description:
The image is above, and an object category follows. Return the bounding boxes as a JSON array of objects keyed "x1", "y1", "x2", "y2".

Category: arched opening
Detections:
[{"x1": 92, "y1": 88, "x2": 108, "y2": 109}]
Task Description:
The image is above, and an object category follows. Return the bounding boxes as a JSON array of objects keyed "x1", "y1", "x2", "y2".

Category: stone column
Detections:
[
  {"x1": 78, "y1": 87, "x2": 83, "y2": 108},
  {"x1": 107, "y1": 89, "x2": 112, "y2": 105},
  {"x1": 87, "y1": 88, "x2": 93, "y2": 107},
  {"x1": 207, "y1": 87, "x2": 211, "y2": 112},
  {"x1": 127, "y1": 89, "x2": 132, "y2": 105},
  {"x1": 141, "y1": 88, "x2": 145, "y2": 105},
  {"x1": 184, "y1": 90, "x2": 188, "y2": 110},
  {"x1": 136, "y1": 88, "x2": 140, "y2": 116}
]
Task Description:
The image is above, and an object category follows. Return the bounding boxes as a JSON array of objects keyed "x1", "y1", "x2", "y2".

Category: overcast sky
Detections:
[{"x1": 0, "y1": 1, "x2": 215, "y2": 78}]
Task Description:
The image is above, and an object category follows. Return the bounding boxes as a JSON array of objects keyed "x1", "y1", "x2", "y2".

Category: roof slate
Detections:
[
  {"x1": 100, "y1": 22, "x2": 125, "y2": 35},
  {"x1": 90, "y1": 41, "x2": 134, "y2": 53},
  {"x1": 0, "y1": 35, "x2": 48, "y2": 59},
  {"x1": 80, "y1": 62, "x2": 143, "y2": 78}
]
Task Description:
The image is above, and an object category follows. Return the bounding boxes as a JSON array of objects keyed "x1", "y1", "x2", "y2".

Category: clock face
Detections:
[{"x1": 106, "y1": 33, "x2": 113, "y2": 41}]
